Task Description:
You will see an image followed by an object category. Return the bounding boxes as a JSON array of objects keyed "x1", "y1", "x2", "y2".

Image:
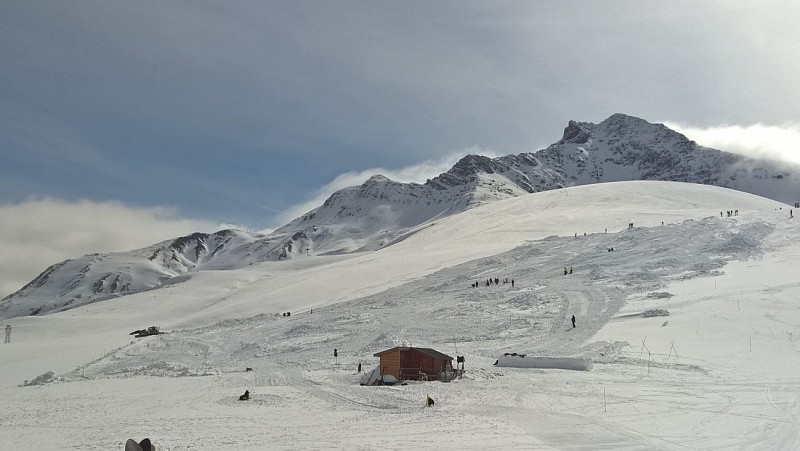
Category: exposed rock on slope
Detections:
[{"x1": 3, "y1": 113, "x2": 799, "y2": 318}]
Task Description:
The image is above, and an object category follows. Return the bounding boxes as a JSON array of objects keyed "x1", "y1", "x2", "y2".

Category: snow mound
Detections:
[
  {"x1": 360, "y1": 366, "x2": 399, "y2": 385},
  {"x1": 22, "y1": 371, "x2": 62, "y2": 386},
  {"x1": 494, "y1": 354, "x2": 593, "y2": 371}
]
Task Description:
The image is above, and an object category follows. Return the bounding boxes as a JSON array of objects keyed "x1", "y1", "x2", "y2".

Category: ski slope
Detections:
[{"x1": 1, "y1": 181, "x2": 799, "y2": 450}]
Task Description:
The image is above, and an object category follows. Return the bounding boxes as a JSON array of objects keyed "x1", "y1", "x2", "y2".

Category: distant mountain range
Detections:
[{"x1": 3, "y1": 113, "x2": 799, "y2": 318}]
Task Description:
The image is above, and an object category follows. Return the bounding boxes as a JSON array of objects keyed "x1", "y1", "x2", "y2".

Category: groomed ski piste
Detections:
[{"x1": 1, "y1": 181, "x2": 799, "y2": 450}]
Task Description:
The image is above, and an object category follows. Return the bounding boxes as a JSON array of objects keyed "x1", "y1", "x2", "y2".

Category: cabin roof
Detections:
[{"x1": 373, "y1": 346, "x2": 453, "y2": 360}]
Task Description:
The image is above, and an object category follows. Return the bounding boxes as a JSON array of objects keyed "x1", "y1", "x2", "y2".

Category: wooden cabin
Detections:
[{"x1": 373, "y1": 347, "x2": 454, "y2": 381}]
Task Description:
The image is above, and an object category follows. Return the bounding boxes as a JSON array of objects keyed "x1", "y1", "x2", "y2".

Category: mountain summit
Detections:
[{"x1": 2, "y1": 114, "x2": 798, "y2": 318}]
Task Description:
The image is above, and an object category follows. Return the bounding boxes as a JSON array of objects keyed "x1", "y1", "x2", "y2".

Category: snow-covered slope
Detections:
[
  {"x1": 0, "y1": 230, "x2": 266, "y2": 318},
  {"x1": 4, "y1": 114, "x2": 800, "y2": 318},
  {"x1": 1, "y1": 181, "x2": 798, "y2": 449}
]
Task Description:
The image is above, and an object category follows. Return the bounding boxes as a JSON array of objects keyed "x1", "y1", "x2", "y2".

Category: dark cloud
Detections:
[{"x1": 1, "y1": 0, "x2": 798, "y2": 231}]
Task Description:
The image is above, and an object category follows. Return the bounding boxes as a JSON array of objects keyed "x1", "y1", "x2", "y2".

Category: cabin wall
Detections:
[
  {"x1": 400, "y1": 351, "x2": 451, "y2": 381},
  {"x1": 379, "y1": 351, "x2": 401, "y2": 379},
  {"x1": 376, "y1": 348, "x2": 454, "y2": 381}
]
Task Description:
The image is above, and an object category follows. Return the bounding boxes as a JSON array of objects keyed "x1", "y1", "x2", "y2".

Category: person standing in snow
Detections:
[
  {"x1": 571, "y1": 315, "x2": 576, "y2": 328},
  {"x1": 569, "y1": 266, "x2": 573, "y2": 274},
  {"x1": 511, "y1": 279, "x2": 515, "y2": 288},
  {"x1": 564, "y1": 266, "x2": 568, "y2": 276}
]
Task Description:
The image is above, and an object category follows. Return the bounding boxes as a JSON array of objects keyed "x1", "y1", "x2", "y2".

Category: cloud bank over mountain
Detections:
[
  {"x1": 274, "y1": 147, "x2": 499, "y2": 227},
  {"x1": 667, "y1": 122, "x2": 800, "y2": 165},
  {"x1": 0, "y1": 199, "x2": 223, "y2": 298}
]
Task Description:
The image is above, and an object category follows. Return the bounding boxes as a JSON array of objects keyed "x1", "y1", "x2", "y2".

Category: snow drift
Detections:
[{"x1": 494, "y1": 354, "x2": 593, "y2": 371}]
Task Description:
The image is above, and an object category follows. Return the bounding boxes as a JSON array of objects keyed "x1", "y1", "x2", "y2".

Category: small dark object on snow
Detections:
[
  {"x1": 139, "y1": 438, "x2": 154, "y2": 451},
  {"x1": 245, "y1": 367, "x2": 253, "y2": 372},
  {"x1": 426, "y1": 395, "x2": 435, "y2": 407},
  {"x1": 239, "y1": 390, "x2": 250, "y2": 401},
  {"x1": 125, "y1": 438, "x2": 155, "y2": 451},
  {"x1": 130, "y1": 326, "x2": 161, "y2": 338}
]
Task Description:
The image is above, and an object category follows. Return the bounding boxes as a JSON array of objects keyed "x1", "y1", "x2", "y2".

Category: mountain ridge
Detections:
[{"x1": 3, "y1": 113, "x2": 799, "y2": 318}]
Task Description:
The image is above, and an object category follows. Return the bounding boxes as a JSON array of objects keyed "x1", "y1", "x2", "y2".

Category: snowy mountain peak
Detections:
[
  {"x1": 4, "y1": 113, "x2": 800, "y2": 318},
  {"x1": 560, "y1": 119, "x2": 594, "y2": 144}
]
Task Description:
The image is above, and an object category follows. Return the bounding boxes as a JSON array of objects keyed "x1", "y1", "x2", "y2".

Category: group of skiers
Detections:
[
  {"x1": 563, "y1": 266, "x2": 573, "y2": 275},
  {"x1": 722, "y1": 209, "x2": 739, "y2": 217},
  {"x1": 472, "y1": 277, "x2": 514, "y2": 288}
]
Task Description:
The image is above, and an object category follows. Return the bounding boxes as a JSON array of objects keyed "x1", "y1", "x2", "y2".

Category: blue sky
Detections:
[{"x1": 2, "y1": 1, "x2": 800, "y2": 297}]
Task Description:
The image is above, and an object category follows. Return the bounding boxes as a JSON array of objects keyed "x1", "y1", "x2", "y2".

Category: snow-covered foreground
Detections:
[{"x1": 1, "y1": 181, "x2": 799, "y2": 450}]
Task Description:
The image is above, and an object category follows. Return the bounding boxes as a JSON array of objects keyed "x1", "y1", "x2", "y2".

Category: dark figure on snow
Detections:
[
  {"x1": 495, "y1": 277, "x2": 499, "y2": 285},
  {"x1": 564, "y1": 267, "x2": 568, "y2": 275},
  {"x1": 358, "y1": 362, "x2": 362, "y2": 373},
  {"x1": 571, "y1": 315, "x2": 576, "y2": 328},
  {"x1": 239, "y1": 390, "x2": 250, "y2": 401},
  {"x1": 569, "y1": 266, "x2": 573, "y2": 274},
  {"x1": 511, "y1": 279, "x2": 515, "y2": 288},
  {"x1": 125, "y1": 438, "x2": 155, "y2": 451},
  {"x1": 426, "y1": 395, "x2": 435, "y2": 407}
]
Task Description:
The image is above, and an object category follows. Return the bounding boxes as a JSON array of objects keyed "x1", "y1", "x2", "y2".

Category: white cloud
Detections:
[
  {"x1": 666, "y1": 122, "x2": 800, "y2": 165},
  {"x1": 271, "y1": 147, "x2": 499, "y2": 228},
  {"x1": 0, "y1": 199, "x2": 223, "y2": 299}
]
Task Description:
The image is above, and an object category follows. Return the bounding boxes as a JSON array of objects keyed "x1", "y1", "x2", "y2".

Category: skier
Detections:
[
  {"x1": 358, "y1": 362, "x2": 362, "y2": 373},
  {"x1": 569, "y1": 266, "x2": 573, "y2": 274},
  {"x1": 511, "y1": 279, "x2": 515, "y2": 288},
  {"x1": 571, "y1": 315, "x2": 576, "y2": 328},
  {"x1": 564, "y1": 266, "x2": 568, "y2": 275}
]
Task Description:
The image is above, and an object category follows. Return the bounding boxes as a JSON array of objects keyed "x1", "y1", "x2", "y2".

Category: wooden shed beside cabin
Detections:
[{"x1": 373, "y1": 347, "x2": 454, "y2": 381}]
